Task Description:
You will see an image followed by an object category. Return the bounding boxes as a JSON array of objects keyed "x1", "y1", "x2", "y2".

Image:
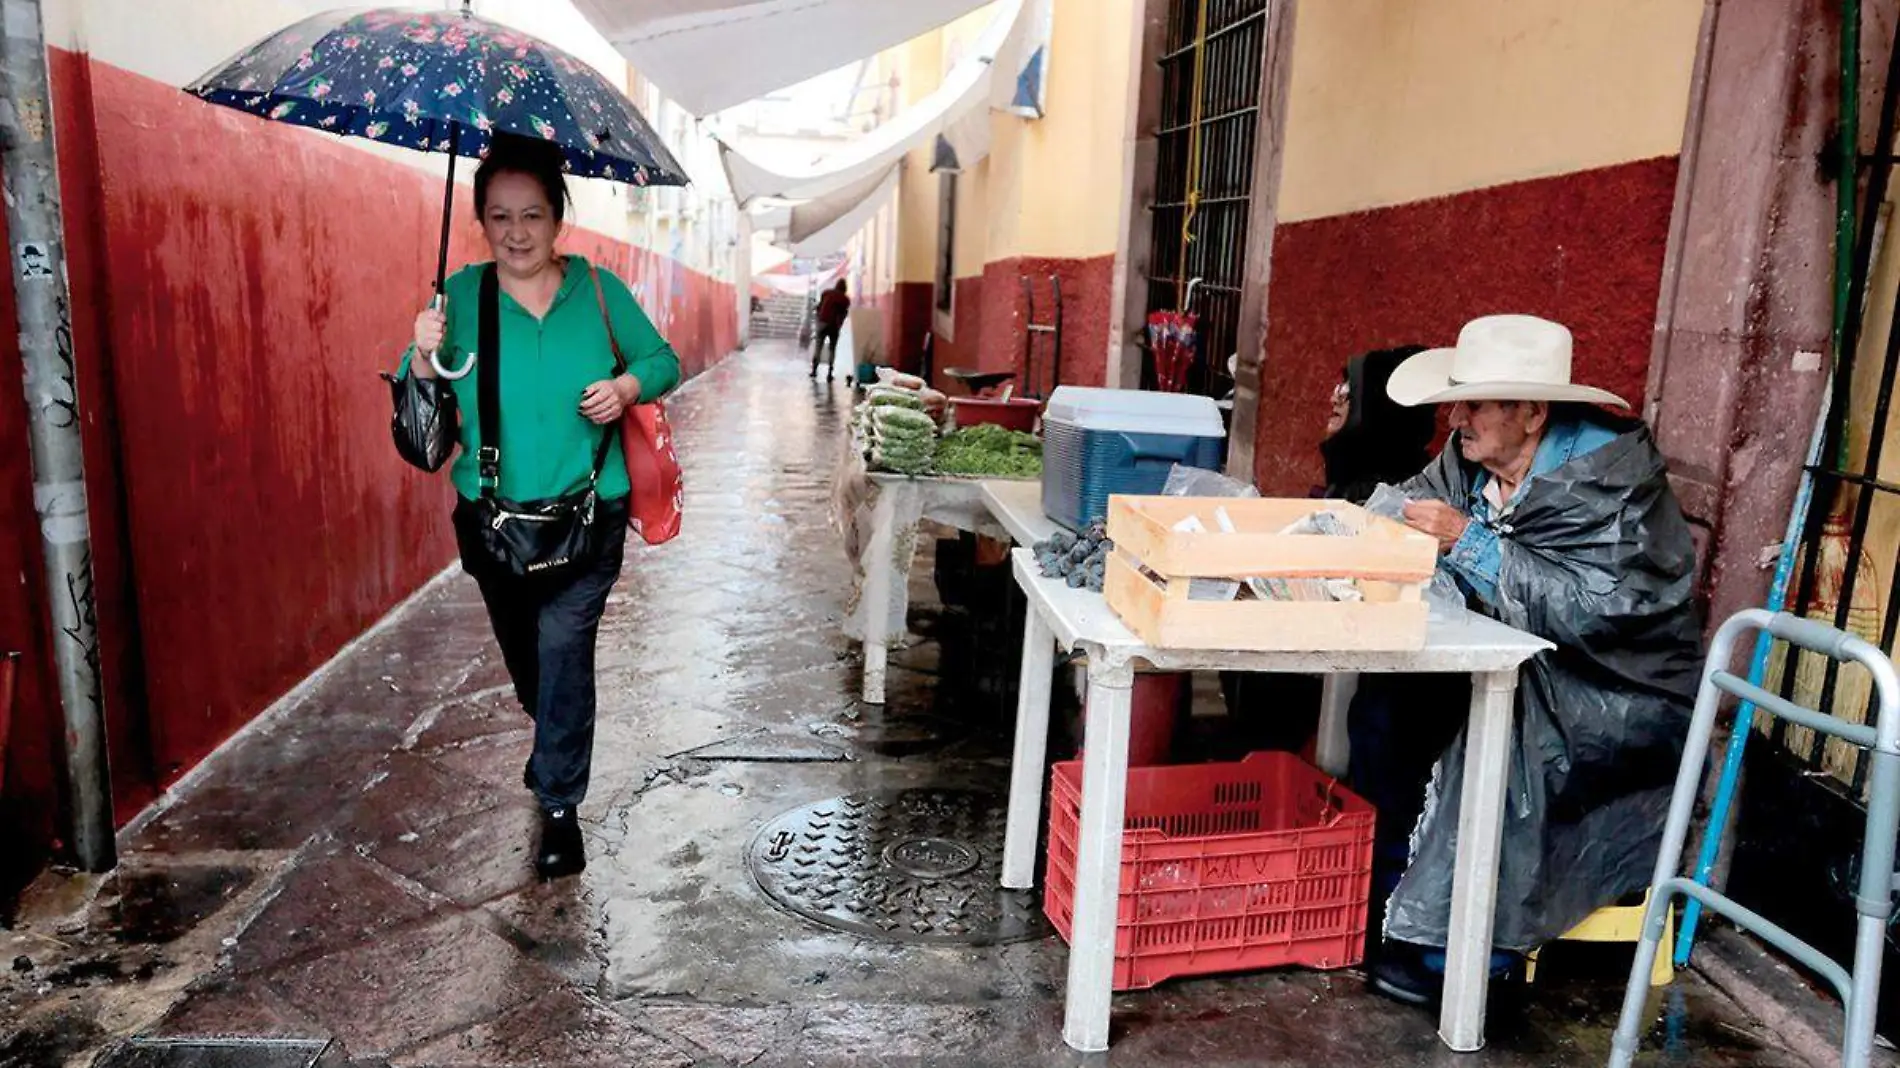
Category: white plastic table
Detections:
[
  {"x1": 833, "y1": 438, "x2": 1040, "y2": 703},
  {"x1": 1002, "y1": 548, "x2": 1551, "y2": 1053},
  {"x1": 979, "y1": 478, "x2": 1061, "y2": 547}
]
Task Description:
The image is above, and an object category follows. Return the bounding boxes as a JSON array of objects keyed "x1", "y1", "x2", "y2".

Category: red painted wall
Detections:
[
  {"x1": 563, "y1": 233, "x2": 738, "y2": 382},
  {"x1": 977, "y1": 256, "x2": 1114, "y2": 394},
  {"x1": 0, "y1": 53, "x2": 735, "y2": 878},
  {"x1": 1254, "y1": 157, "x2": 1679, "y2": 495},
  {"x1": 886, "y1": 281, "x2": 933, "y2": 375},
  {"x1": 932, "y1": 275, "x2": 989, "y2": 390},
  {"x1": 926, "y1": 256, "x2": 1114, "y2": 394}
]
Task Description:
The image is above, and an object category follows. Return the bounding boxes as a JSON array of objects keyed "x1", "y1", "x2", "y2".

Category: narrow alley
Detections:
[{"x1": 0, "y1": 345, "x2": 1833, "y2": 1068}]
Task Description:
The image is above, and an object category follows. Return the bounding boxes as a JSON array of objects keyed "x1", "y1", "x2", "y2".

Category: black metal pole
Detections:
[{"x1": 435, "y1": 121, "x2": 460, "y2": 296}]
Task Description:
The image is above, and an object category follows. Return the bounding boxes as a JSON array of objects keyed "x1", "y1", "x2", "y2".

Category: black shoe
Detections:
[
  {"x1": 535, "y1": 807, "x2": 585, "y2": 880},
  {"x1": 1369, "y1": 944, "x2": 1442, "y2": 1007},
  {"x1": 1368, "y1": 942, "x2": 1520, "y2": 1008}
]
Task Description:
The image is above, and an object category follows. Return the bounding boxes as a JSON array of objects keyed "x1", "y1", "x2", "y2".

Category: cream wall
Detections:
[{"x1": 1277, "y1": 0, "x2": 1703, "y2": 223}]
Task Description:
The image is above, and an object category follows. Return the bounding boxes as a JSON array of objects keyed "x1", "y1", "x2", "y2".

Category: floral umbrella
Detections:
[{"x1": 187, "y1": 2, "x2": 689, "y2": 368}]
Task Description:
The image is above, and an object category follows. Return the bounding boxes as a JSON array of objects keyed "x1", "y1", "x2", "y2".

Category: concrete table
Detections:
[{"x1": 1001, "y1": 548, "x2": 1551, "y2": 1054}]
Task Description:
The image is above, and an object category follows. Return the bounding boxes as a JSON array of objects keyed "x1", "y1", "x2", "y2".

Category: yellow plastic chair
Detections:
[{"x1": 1525, "y1": 890, "x2": 1675, "y2": 987}]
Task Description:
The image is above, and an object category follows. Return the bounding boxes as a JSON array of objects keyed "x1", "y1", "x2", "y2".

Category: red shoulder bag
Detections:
[{"x1": 590, "y1": 264, "x2": 683, "y2": 546}]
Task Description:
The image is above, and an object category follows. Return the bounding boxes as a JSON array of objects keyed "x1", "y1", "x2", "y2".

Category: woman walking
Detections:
[{"x1": 399, "y1": 133, "x2": 680, "y2": 879}]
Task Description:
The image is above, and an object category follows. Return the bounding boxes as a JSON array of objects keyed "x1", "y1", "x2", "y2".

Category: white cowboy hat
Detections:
[{"x1": 1386, "y1": 314, "x2": 1629, "y2": 409}]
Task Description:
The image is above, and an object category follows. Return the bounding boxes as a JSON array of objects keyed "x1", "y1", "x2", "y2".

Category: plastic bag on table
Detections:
[
  {"x1": 1365, "y1": 482, "x2": 1468, "y2": 618},
  {"x1": 1162, "y1": 464, "x2": 1259, "y2": 500}
]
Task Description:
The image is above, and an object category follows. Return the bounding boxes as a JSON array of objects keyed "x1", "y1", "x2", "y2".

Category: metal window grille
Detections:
[
  {"x1": 1767, "y1": 22, "x2": 1900, "y2": 804},
  {"x1": 1143, "y1": 0, "x2": 1269, "y2": 398}
]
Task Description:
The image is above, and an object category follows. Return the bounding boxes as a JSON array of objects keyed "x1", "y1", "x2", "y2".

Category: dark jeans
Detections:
[
  {"x1": 454, "y1": 497, "x2": 628, "y2": 812},
  {"x1": 812, "y1": 324, "x2": 842, "y2": 375},
  {"x1": 1345, "y1": 673, "x2": 1469, "y2": 936}
]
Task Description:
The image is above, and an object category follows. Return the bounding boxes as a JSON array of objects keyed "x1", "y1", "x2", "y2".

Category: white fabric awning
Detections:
[
  {"x1": 788, "y1": 164, "x2": 901, "y2": 257},
  {"x1": 719, "y1": 0, "x2": 1043, "y2": 205},
  {"x1": 748, "y1": 204, "x2": 794, "y2": 234},
  {"x1": 571, "y1": 0, "x2": 995, "y2": 117}
]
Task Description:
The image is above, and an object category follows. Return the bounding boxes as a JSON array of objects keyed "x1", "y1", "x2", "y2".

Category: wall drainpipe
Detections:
[{"x1": 0, "y1": 0, "x2": 115, "y2": 872}]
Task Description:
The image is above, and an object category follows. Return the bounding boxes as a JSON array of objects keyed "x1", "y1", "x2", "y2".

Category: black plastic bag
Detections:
[
  {"x1": 1381, "y1": 420, "x2": 1702, "y2": 952},
  {"x1": 382, "y1": 371, "x2": 458, "y2": 472}
]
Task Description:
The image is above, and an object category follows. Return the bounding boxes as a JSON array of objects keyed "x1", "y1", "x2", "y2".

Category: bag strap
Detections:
[
  {"x1": 477, "y1": 264, "x2": 502, "y2": 500},
  {"x1": 589, "y1": 263, "x2": 629, "y2": 376},
  {"x1": 581, "y1": 264, "x2": 620, "y2": 486},
  {"x1": 478, "y1": 261, "x2": 617, "y2": 502}
]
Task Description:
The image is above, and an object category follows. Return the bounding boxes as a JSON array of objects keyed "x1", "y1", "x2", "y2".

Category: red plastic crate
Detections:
[{"x1": 1043, "y1": 751, "x2": 1375, "y2": 990}]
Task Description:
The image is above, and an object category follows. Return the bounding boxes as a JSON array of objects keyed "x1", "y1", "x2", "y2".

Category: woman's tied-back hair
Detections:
[{"x1": 474, "y1": 132, "x2": 571, "y2": 223}]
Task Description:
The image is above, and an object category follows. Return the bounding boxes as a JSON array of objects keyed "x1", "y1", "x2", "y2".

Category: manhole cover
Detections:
[
  {"x1": 882, "y1": 837, "x2": 980, "y2": 879},
  {"x1": 747, "y1": 790, "x2": 1049, "y2": 945}
]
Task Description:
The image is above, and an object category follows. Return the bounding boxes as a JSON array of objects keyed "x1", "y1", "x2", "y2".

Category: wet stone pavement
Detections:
[{"x1": 0, "y1": 343, "x2": 1845, "y2": 1067}]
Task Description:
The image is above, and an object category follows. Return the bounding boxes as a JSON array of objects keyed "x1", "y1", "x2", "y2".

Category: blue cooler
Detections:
[{"x1": 1041, "y1": 387, "x2": 1227, "y2": 532}]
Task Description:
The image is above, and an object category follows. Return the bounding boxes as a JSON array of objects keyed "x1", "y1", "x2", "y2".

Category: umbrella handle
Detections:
[
  {"x1": 429, "y1": 349, "x2": 475, "y2": 379},
  {"x1": 1184, "y1": 277, "x2": 1203, "y2": 313},
  {"x1": 425, "y1": 293, "x2": 475, "y2": 379}
]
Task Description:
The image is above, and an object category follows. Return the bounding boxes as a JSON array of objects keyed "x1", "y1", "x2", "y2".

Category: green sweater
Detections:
[{"x1": 400, "y1": 255, "x2": 681, "y2": 502}]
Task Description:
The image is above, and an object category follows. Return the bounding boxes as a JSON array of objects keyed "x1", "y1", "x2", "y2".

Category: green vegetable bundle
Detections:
[
  {"x1": 866, "y1": 388, "x2": 925, "y2": 411},
  {"x1": 934, "y1": 424, "x2": 1043, "y2": 478},
  {"x1": 860, "y1": 392, "x2": 943, "y2": 476}
]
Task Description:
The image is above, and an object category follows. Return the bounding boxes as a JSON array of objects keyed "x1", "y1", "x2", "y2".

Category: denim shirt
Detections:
[{"x1": 1443, "y1": 417, "x2": 1621, "y2": 604}]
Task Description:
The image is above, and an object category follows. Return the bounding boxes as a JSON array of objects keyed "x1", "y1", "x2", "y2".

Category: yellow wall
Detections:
[
  {"x1": 997, "y1": 0, "x2": 1136, "y2": 261},
  {"x1": 957, "y1": 158, "x2": 995, "y2": 279},
  {"x1": 1278, "y1": 0, "x2": 1702, "y2": 223},
  {"x1": 890, "y1": 0, "x2": 1138, "y2": 285},
  {"x1": 895, "y1": 29, "x2": 949, "y2": 285}
]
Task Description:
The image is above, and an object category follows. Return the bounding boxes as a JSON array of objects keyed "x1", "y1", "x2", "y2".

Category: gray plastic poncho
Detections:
[{"x1": 1384, "y1": 420, "x2": 1703, "y2": 951}]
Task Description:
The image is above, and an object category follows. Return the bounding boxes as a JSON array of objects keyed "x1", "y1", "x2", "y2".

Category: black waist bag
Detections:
[{"x1": 466, "y1": 264, "x2": 613, "y2": 582}]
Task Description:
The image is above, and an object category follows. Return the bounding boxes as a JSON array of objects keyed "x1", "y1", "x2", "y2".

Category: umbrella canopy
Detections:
[
  {"x1": 187, "y1": 3, "x2": 687, "y2": 377},
  {"x1": 187, "y1": 4, "x2": 688, "y2": 185},
  {"x1": 1147, "y1": 309, "x2": 1199, "y2": 394}
]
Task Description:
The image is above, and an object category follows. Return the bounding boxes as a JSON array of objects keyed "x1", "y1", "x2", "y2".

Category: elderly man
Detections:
[{"x1": 1350, "y1": 314, "x2": 1703, "y2": 1006}]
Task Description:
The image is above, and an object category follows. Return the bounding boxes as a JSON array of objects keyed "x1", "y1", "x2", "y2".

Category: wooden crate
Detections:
[{"x1": 1103, "y1": 496, "x2": 1439, "y2": 652}]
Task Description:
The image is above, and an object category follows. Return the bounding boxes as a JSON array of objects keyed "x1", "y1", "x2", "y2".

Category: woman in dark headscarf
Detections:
[
  {"x1": 1218, "y1": 345, "x2": 1438, "y2": 756},
  {"x1": 1317, "y1": 345, "x2": 1439, "y2": 503}
]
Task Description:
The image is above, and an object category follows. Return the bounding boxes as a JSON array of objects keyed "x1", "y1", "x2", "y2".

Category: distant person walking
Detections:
[{"x1": 811, "y1": 280, "x2": 850, "y2": 381}]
